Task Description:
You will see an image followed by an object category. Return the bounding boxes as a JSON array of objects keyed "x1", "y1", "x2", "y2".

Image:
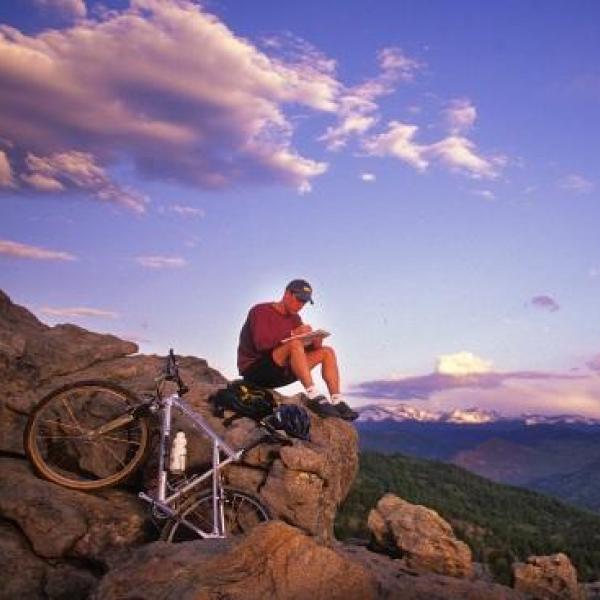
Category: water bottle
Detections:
[{"x1": 169, "y1": 431, "x2": 187, "y2": 474}]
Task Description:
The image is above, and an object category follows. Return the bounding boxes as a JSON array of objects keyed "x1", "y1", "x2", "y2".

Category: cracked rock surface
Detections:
[{"x1": 92, "y1": 521, "x2": 376, "y2": 600}]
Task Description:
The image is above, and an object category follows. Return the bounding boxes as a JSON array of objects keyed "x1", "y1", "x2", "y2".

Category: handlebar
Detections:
[{"x1": 164, "y1": 348, "x2": 189, "y2": 396}]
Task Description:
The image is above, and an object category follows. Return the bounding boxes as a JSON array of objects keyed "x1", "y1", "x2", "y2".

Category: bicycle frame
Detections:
[{"x1": 138, "y1": 392, "x2": 245, "y2": 539}]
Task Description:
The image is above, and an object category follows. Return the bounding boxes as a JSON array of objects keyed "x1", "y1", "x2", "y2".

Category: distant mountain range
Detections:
[
  {"x1": 355, "y1": 403, "x2": 600, "y2": 512},
  {"x1": 357, "y1": 402, "x2": 600, "y2": 426}
]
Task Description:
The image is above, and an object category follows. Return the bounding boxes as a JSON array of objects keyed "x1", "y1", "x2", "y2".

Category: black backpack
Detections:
[{"x1": 211, "y1": 380, "x2": 276, "y2": 424}]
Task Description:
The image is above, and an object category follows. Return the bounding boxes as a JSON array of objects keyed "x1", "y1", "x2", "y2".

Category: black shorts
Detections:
[{"x1": 241, "y1": 354, "x2": 297, "y2": 389}]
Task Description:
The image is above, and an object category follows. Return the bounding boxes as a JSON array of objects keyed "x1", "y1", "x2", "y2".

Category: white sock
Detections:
[
  {"x1": 305, "y1": 385, "x2": 321, "y2": 400},
  {"x1": 330, "y1": 393, "x2": 343, "y2": 404}
]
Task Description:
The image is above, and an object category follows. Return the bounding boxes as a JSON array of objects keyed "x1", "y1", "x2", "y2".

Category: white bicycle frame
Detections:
[{"x1": 138, "y1": 393, "x2": 245, "y2": 539}]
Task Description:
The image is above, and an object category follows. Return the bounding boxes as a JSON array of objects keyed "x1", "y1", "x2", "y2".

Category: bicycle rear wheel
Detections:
[
  {"x1": 24, "y1": 380, "x2": 150, "y2": 490},
  {"x1": 161, "y1": 488, "x2": 270, "y2": 542}
]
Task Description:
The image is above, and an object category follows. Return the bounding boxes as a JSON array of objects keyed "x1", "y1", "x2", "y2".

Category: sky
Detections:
[{"x1": 1, "y1": 0, "x2": 599, "y2": 417}]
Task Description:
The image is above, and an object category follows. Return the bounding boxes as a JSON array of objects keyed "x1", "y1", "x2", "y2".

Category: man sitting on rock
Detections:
[{"x1": 237, "y1": 279, "x2": 357, "y2": 421}]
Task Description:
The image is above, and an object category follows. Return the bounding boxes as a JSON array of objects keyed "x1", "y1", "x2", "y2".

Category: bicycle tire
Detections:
[
  {"x1": 161, "y1": 487, "x2": 270, "y2": 542},
  {"x1": 24, "y1": 380, "x2": 150, "y2": 491}
]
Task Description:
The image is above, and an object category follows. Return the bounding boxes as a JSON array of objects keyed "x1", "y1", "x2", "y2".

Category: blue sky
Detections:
[{"x1": 1, "y1": 0, "x2": 599, "y2": 416}]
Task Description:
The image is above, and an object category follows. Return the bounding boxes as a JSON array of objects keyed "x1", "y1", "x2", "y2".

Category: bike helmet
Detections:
[{"x1": 271, "y1": 404, "x2": 310, "y2": 440}]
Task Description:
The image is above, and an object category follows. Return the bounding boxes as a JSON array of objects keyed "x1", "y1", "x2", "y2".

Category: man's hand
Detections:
[{"x1": 292, "y1": 324, "x2": 312, "y2": 336}]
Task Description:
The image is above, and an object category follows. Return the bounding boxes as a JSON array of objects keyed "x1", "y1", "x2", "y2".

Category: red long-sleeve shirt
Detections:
[{"x1": 237, "y1": 303, "x2": 301, "y2": 374}]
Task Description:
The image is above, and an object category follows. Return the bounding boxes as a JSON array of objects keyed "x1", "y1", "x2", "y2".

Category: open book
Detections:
[{"x1": 281, "y1": 329, "x2": 330, "y2": 345}]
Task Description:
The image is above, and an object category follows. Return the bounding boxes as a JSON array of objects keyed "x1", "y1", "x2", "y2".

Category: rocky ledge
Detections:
[{"x1": 0, "y1": 289, "x2": 594, "y2": 599}]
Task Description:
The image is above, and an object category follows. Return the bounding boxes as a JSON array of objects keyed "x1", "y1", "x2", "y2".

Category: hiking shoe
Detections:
[
  {"x1": 334, "y1": 401, "x2": 359, "y2": 422},
  {"x1": 305, "y1": 395, "x2": 340, "y2": 418}
]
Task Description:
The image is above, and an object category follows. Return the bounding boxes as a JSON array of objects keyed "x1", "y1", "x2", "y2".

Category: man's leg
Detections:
[
  {"x1": 272, "y1": 341, "x2": 340, "y2": 394},
  {"x1": 305, "y1": 346, "x2": 340, "y2": 396},
  {"x1": 271, "y1": 338, "x2": 315, "y2": 389}
]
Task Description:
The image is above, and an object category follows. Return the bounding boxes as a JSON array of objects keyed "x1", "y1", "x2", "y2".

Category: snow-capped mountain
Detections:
[
  {"x1": 356, "y1": 403, "x2": 600, "y2": 426},
  {"x1": 356, "y1": 403, "x2": 500, "y2": 424},
  {"x1": 522, "y1": 414, "x2": 600, "y2": 426}
]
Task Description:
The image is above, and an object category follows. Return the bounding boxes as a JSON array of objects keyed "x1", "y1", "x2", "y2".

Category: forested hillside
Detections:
[{"x1": 335, "y1": 452, "x2": 600, "y2": 583}]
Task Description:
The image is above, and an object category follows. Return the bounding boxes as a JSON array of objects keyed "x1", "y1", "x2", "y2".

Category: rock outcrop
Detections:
[
  {"x1": 512, "y1": 553, "x2": 585, "y2": 600},
  {"x1": 93, "y1": 521, "x2": 376, "y2": 600},
  {"x1": 0, "y1": 289, "x2": 359, "y2": 596},
  {"x1": 0, "y1": 456, "x2": 150, "y2": 599},
  {"x1": 340, "y1": 544, "x2": 525, "y2": 600},
  {"x1": 367, "y1": 493, "x2": 474, "y2": 578}
]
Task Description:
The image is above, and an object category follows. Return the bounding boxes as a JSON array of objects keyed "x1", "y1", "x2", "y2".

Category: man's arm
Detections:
[{"x1": 250, "y1": 308, "x2": 305, "y2": 352}]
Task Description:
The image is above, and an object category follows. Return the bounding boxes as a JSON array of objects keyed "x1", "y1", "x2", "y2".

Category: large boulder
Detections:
[
  {"x1": 340, "y1": 544, "x2": 525, "y2": 600},
  {"x1": 0, "y1": 456, "x2": 150, "y2": 599},
  {"x1": 93, "y1": 520, "x2": 376, "y2": 600},
  {"x1": 512, "y1": 553, "x2": 585, "y2": 600},
  {"x1": 368, "y1": 493, "x2": 474, "y2": 578},
  {"x1": 0, "y1": 457, "x2": 149, "y2": 562}
]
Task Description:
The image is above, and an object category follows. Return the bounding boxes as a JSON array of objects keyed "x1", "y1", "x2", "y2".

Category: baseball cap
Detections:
[{"x1": 286, "y1": 279, "x2": 314, "y2": 304}]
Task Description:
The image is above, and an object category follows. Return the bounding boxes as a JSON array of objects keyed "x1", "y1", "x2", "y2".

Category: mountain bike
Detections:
[{"x1": 24, "y1": 350, "x2": 287, "y2": 541}]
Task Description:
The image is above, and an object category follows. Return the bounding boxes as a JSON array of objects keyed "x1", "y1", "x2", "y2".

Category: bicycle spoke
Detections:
[
  {"x1": 62, "y1": 397, "x2": 83, "y2": 429},
  {"x1": 94, "y1": 438, "x2": 128, "y2": 469},
  {"x1": 36, "y1": 433, "x2": 87, "y2": 440},
  {"x1": 39, "y1": 418, "x2": 84, "y2": 432},
  {"x1": 100, "y1": 433, "x2": 142, "y2": 446}
]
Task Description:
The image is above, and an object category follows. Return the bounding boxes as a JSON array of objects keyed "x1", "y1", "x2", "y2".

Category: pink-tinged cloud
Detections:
[
  {"x1": 363, "y1": 121, "x2": 505, "y2": 179},
  {"x1": 0, "y1": 0, "x2": 336, "y2": 196},
  {"x1": 559, "y1": 174, "x2": 594, "y2": 194},
  {"x1": 40, "y1": 306, "x2": 119, "y2": 319},
  {"x1": 34, "y1": 0, "x2": 87, "y2": 18},
  {"x1": 352, "y1": 369, "x2": 600, "y2": 418},
  {"x1": 352, "y1": 370, "x2": 579, "y2": 401},
  {"x1": 531, "y1": 295, "x2": 560, "y2": 312},
  {"x1": 136, "y1": 255, "x2": 187, "y2": 269},
  {"x1": 169, "y1": 204, "x2": 205, "y2": 218},
  {"x1": 444, "y1": 98, "x2": 477, "y2": 133},
  {"x1": 427, "y1": 135, "x2": 506, "y2": 179},
  {"x1": 0, "y1": 150, "x2": 15, "y2": 187},
  {"x1": 0, "y1": 239, "x2": 77, "y2": 261},
  {"x1": 20, "y1": 151, "x2": 147, "y2": 212},
  {"x1": 320, "y1": 47, "x2": 422, "y2": 150},
  {"x1": 587, "y1": 355, "x2": 600, "y2": 372},
  {"x1": 364, "y1": 121, "x2": 429, "y2": 171}
]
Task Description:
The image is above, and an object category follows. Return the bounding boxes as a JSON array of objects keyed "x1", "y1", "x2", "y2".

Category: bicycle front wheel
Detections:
[
  {"x1": 24, "y1": 380, "x2": 150, "y2": 490},
  {"x1": 161, "y1": 488, "x2": 270, "y2": 542}
]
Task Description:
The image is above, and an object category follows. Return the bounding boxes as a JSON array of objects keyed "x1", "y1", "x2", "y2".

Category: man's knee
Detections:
[
  {"x1": 273, "y1": 338, "x2": 305, "y2": 363},
  {"x1": 322, "y1": 345, "x2": 337, "y2": 362}
]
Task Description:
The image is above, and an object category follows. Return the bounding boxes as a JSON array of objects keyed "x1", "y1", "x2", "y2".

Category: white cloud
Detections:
[
  {"x1": 320, "y1": 47, "x2": 422, "y2": 150},
  {"x1": 136, "y1": 255, "x2": 187, "y2": 269},
  {"x1": 436, "y1": 351, "x2": 493, "y2": 376},
  {"x1": 559, "y1": 174, "x2": 594, "y2": 194},
  {"x1": 472, "y1": 189, "x2": 495, "y2": 200},
  {"x1": 19, "y1": 150, "x2": 147, "y2": 212},
  {"x1": 40, "y1": 306, "x2": 118, "y2": 319},
  {"x1": 444, "y1": 98, "x2": 477, "y2": 133},
  {"x1": 427, "y1": 135, "x2": 506, "y2": 179},
  {"x1": 169, "y1": 204, "x2": 205, "y2": 218},
  {"x1": 34, "y1": 0, "x2": 87, "y2": 18},
  {"x1": 0, "y1": 0, "x2": 336, "y2": 197},
  {"x1": 0, "y1": 239, "x2": 77, "y2": 261},
  {"x1": 0, "y1": 150, "x2": 15, "y2": 187},
  {"x1": 363, "y1": 121, "x2": 429, "y2": 171},
  {"x1": 363, "y1": 121, "x2": 504, "y2": 180},
  {"x1": 430, "y1": 373, "x2": 600, "y2": 419},
  {"x1": 360, "y1": 172, "x2": 376, "y2": 182}
]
